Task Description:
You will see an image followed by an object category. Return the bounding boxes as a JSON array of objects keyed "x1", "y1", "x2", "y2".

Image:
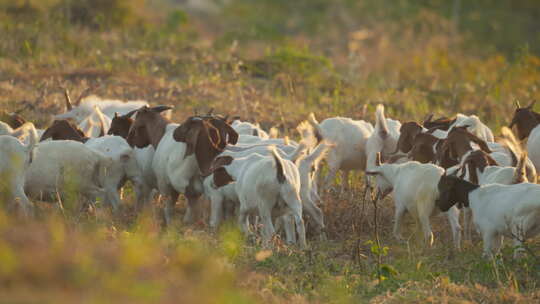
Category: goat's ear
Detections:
[
  {"x1": 114, "y1": 112, "x2": 118, "y2": 118},
  {"x1": 213, "y1": 167, "x2": 234, "y2": 187},
  {"x1": 423, "y1": 113, "x2": 433, "y2": 124},
  {"x1": 151, "y1": 105, "x2": 173, "y2": 113},
  {"x1": 527, "y1": 100, "x2": 536, "y2": 109}
]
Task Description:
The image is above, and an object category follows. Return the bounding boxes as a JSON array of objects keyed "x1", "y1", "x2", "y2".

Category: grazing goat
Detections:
[
  {"x1": 0, "y1": 130, "x2": 37, "y2": 216},
  {"x1": 85, "y1": 135, "x2": 144, "y2": 211},
  {"x1": 437, "y1": 175, "x2": 540, "y2": 258},
  {"x1": 307, "y1": 113, "x2": 373, "y2": 192},
  {"x1": 209, "y1": 147, "x2": 307, "y2": 247},
  {"x1": 366, "y1": 153, "x2": 461, "y2": 248},
  {"x1": 509, "y1": 101, "x2": 540, "y2": 172},
  {"x1": 25, "y1": 140, "x2": 114, "y2": 207}
]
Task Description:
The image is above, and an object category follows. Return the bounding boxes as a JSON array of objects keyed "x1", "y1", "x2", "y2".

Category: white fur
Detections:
[
  {"x1": 85, "y1": 135, "x2": 144, "y2": 210},
  {"x1": 0, "y1": 133, "x2": 37, "y2": 215},
  {"x1": 465, "y1": 183, "x2": 540, "y2": 257},
  {"x1": 231, "y1": 120, "x2": 269, "y2": 138},
  {"x1": 308, "y1": 113, "x2": 373, "y2": 191},
  {"x1": 368, "y1": 161, "x2": 461, "y2": 248},
  {"x1": 25, "y1": 140, "x2": 113, "y2": 205},
  {"x1": 56, "y1": 95, "x2": 149, "y2": 122}
]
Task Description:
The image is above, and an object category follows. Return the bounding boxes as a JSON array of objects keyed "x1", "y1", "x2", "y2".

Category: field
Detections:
[{"x1": 1, "y1": 0, "x2": 540, "y2": 303}]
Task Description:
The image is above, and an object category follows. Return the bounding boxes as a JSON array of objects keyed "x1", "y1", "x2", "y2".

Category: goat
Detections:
[
  {"x1": 437, "y1": 175, "x2": 540, "y2": 258},
  {"x1": 128, "y1": 107, "x2": 238, "y2": 225},
  {"x1": 209, "y1": 147, "x2": 307, "y2": 247},
  {"x1": 366, "y1": 153, "x2": 461, "y2": 248},
  {"x1": 56, "y1": 94, "x2": 149, "y2": 122},
  {"x1": 84, "y1": 135, "x2": 144, "y2": 211},
  {"x1": 423, "y1": 113, "x2": 494, "y2": 142},
  {"x1": 307, "y1": 112, "x2": 374, "y2": 192},
  {"x1": 509, "y1": 100, "x2": 540, "y2": 172},
  {"x1": 25, "y1": 140, "x2": 114, "y2": 207},
  {"x1": 0, "y1": 129, "x2": 37, "y2": 216}
]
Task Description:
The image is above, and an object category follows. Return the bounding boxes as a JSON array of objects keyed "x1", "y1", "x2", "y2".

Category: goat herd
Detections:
[{"x1": 1, "y1": 93, "x2": 540, "y2": 259}]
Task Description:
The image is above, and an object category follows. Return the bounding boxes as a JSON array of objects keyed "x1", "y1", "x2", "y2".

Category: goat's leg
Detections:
[
  {"x1": 183, "y1": 187, "x2": 201, "y2": 224},
  {"x1": 463, "y1": 207, "x2": 473, "y2": 241},
  {"x1": 419, "y1": 215, "x2": 434, "y2": 247},
  {"x1": 323, "y1": 163, "x2": 340, "y2": 192},
  {"x1": 481, "y1": 230, "x2": 496, "y2": 258},
  {"x1": 446, "y1": 207, "x2": 462, "y2": 250},
  {"x1": 163, "y1": 191, "x2": 179, "y2": 227},
  {"x1": 209, "y1": 195, "x2": 224, "y2": 230},
  {"x1": 341, "y1": 169, "x2": 350, "y2": 193},
  {"x1": 393, "y1": 203, "x2": 407, "y2": 242},
  {"x1": 258, "y1": 204, "x2": 276, "y2": 247}
]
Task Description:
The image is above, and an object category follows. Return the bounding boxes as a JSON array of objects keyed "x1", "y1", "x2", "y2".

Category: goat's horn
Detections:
[{"x1": 64, "y1": 89, "x2": 73, "y2": 111}]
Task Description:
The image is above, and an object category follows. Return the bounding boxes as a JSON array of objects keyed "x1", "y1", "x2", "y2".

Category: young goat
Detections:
[
  {"x1": 208, "y1": 147, "x2": 307, "y2": 247},
  {"x1": 437, "y1": 175, "x2": 540, "y2": 258},
  {"x1": 366, "y1": 153, "x2": 461, "y2": 248}
]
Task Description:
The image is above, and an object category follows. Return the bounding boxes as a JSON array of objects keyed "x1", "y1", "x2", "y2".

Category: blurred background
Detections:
[{"x1": 1, "y1": 0, "x2": 539, "y2": 128}]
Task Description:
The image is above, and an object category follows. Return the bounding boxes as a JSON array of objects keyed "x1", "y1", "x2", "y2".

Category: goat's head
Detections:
[
  {"x1": 393, "y1": 121, "x2": 423, "y2": 154},
  {"x1": 127, "y1": 105, "x2": 172, "y2": 148},
  {"x1": 0, "y1": 110, "x2": 26, "y2": 129},
  {"x1": 444, "y1": 125, "x2": 491, "y2": 161},
  {"x1": 207, "y1": 155, "x2": 235, "y2": 188},
  {"x1": 108, "y1": 110, "x2": 136, "y2": 138},
  {"x1": 459, "y1": 150, "x2": 498, "y2": 184},
  {"x1": 408, "y1": 133, "x2": 438, "y2": 163},
  {"x1": 173, "y1": 116, "x2": 227, "y2": 176},
  {"x1": 365, "y1": 152, "x2": 392, "y2": 198},
  {"x1": 435, "y1": 175, "x2": 478, "y2": 212},
  {"x1": 509, "y1": 100, "x2": 539, "y2": 140},
  {"x1": 206, "y1": 116, "x2": 239, "y2": 148},
  {"x1": 40, "y1": 119, "x2": 87, "y2": 143}
]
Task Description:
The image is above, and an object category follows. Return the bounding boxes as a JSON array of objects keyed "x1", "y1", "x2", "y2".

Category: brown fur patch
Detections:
[
  {"x1": 40, "y1": 119, "x2": 88, "y2": 142},
  {"x1": 213, "y1": 167, "x2": 234, "y2": 187}
]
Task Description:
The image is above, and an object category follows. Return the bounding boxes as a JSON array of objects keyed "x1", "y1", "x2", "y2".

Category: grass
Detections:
[{"x1": 1, "y1": 0, "x2": 540, "y2": 302}]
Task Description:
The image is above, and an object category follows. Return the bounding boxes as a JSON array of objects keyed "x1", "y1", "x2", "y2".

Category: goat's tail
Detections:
[
  {"x1": 500, "y1": 126, "x2": 523, "y2": 165},
  {"x1": 94, "y1": 105, "x2": 108, "y2": 137},
  {"x1": 375, "y1": 104, "x2": 389, "y2": 138},
  {"x1": 270, "y1": 146, "x2": 286, "y2": 184},
  {"x1": 296, "y1": 121, "x2": 317, "y2": 149},
  {"x1": 269, "y1": 127, "x2": 279, "y2": 138},
  {"x1": 298, "y1": 140, "x2": 332, "y2": 170},
  {"x1": 512, "y1": 151, "x2": 529, "y2": 184},
  {"x1": 307, "y1": 113, "x2": 324, "y2": 143}
]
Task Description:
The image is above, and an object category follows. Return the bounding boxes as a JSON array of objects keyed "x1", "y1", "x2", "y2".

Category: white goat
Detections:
[
  {"x1": 437, "y1": 176, "x2": 540, "y2": 258},
  {"x1": 25, "y1": 140, "x2": 114, "y2": 206},
  {"x1": 366, "y1": 154, "x2": 461, "y2": 248},
  {"x1": 365, "y1": 104, "x2": 401, "y2": 172},
  {"x1": 307, "y1": 113, "x2": 373, "y2": 192},
  {"x1": 56, "y1": 95, "x2": 149, "y2": 122},
  {"x1": 85, "y1": 135, "x2": 144, "y2": 210},
  {"x1": 0, "y1": 132, "x2": 37, "y2": 216},
  {"x1": 209, "y1": 147, "x2": 307, "y2": 247}
]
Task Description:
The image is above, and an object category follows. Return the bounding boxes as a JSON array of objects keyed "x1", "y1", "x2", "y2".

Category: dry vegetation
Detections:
[{"x1": 1, "y1": 0, "x2": 540, "y2": 303}]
